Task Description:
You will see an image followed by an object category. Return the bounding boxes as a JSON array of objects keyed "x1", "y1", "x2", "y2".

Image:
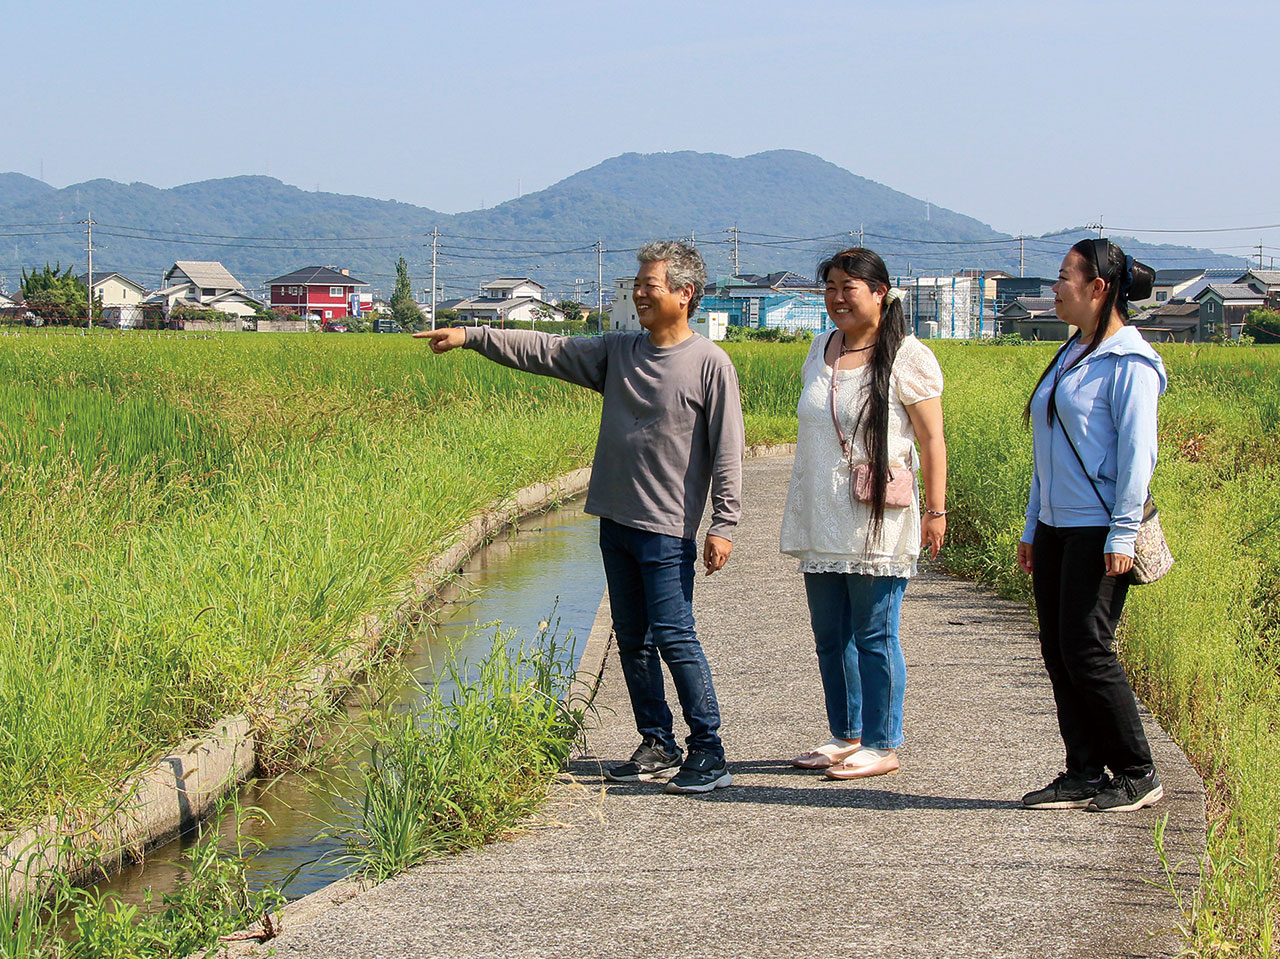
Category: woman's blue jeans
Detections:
[
  {"x1": 803, "y1": 572, "x2": 908, "y2": 750},
  {"x1": 598, "y1": 518, "x2": 724, "y2": 759}
]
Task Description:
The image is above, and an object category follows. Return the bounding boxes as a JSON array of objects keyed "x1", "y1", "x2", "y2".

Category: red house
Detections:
[{"x1": 268, "y1": 266, "x2": 370, "y2": 323}]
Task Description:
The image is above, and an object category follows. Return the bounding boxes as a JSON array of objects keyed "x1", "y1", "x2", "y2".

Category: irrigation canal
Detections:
[{"x1": 94, "y1": 500, "x2": 606, "y2": 908}]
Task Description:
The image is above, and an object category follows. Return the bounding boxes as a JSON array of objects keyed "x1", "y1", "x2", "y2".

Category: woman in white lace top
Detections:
[{"x1": 779, "y1": 247, "x2": 947, "y2": 779}]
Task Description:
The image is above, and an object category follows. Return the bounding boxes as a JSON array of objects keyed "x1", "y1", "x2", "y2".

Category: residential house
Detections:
[
  {"x1": 991, "y1": 276, "x2": 1054, "y2": 312},
  {"x1": 1135, "y1": 301, "x2": 1200, "y2": 343},
  {"x1": 1169, "y1": 268, "x2": 1248, "y2": 306},
  {"x1": 0, "y1": 290, "x2": 22, "y2": 323},
  {"x1": 1194, "y1": 284, "x2": 1265, "y2": 340},
  {"x1": 1236, "y1": 269, "x2": 1280, "y2": 296},
  {"x1": 1131, "y1": 268, "x2": 1205, "y2": 309},
  {"x1": 610, "y1": 278, "x2": 641, "y2": 332},
  {"x1": 268, "y1": 266, "x2": 371, "y2": 325},
  {"x1": 454, "y1": 277, "x2": 567, "y2": 326},
  {"x1": 147, "y1": 261, "x2": 262, "y2": 327},
  {"x1": 78, "y1": 271, "x2": 148, "y2": 328},
  {"x1": 998, "y1": 296, "x2": 1071, "y2": 341}
]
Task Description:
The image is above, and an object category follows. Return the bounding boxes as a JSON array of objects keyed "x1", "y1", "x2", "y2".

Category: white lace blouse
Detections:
[{"x1": 779, "y1": 332, "x2": 944, "y2": 578}]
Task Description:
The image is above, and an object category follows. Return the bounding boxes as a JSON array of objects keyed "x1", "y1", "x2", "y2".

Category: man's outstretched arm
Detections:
[{"x1": 415, "y1": 327, "x2": 608, "y2": 392}]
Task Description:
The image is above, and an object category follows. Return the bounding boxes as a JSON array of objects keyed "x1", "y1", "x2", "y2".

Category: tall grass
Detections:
[{"x1": 346, "y1": 625, "x2": 587, "y2": 880}]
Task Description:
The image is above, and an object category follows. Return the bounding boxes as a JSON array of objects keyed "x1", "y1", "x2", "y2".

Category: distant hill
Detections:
[
  {"x1": 0, "y1": 152, "x2": 1248, "y2": 299},
  {"x1": 0, "y1": 172, "x2": 54, "y2": 210}
]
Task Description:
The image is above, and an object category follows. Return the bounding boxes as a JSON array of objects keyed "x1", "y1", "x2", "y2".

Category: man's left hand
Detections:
[{"x1": 704, "y1": 534, "x2": 733, "y2": 575}]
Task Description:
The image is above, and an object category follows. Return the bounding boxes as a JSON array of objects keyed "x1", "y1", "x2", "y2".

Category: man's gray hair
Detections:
[{"x1": 637, "y1": 240, "x2": 706, "y2": 318}]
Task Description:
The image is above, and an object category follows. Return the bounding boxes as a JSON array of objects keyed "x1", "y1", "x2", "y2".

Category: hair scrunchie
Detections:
[{"x1": 884, "y1": 288, "x2": 903, "y2": 305}]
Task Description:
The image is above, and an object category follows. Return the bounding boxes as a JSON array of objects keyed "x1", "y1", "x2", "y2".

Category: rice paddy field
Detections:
[{"x1": 1, "y1": 330, "x2": 1277, "y2": 953}]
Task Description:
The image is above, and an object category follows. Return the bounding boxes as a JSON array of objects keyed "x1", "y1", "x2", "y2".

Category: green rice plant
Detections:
[
  {"x1": 724, "y1": 341, "x2": 808, "y2": 444},
  {"x1": 347, "y1": 622, "x2": 587, "y2": 880}
]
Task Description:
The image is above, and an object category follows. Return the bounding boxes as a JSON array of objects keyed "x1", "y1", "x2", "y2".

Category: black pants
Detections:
[{"x1": 1032, "y1": 522, "x2": 1154, "y2": 779}]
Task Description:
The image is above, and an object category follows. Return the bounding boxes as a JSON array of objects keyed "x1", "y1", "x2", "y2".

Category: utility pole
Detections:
[
  {"x1": 596, "y1": 239, "x2": 604, "y2": 333},
  {"x1": 1019, "y1": 235, "x2": 1025, "y2": 278},
  {"x1": 429, "y1": 226, "x2": 440, "y2": 331},
  {"x1": 730, "y1": 224, "x2": 739, "y2": 275},
  {"x1": 82, "y1": 212, "x2": 95, "y2": 326},
  {"x1": 1097, "y1": 217, "x2": 1105, "y2": 238},
  {"x1": 1257, "y1": 242, "x2": 1265, "y2": 269},
  {"x1": 859, "y1": 223, "x2": 864, "y2": 248}
]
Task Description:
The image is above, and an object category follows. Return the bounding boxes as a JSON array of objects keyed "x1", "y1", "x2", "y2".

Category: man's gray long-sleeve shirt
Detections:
[{"x1": 463, "y1": 327, "x2": 745, "y2": 541}]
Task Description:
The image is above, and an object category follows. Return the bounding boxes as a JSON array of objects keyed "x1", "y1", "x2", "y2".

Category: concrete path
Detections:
[{"x1": 247, "y1": 453, "x2": 1205, "y2": 959}]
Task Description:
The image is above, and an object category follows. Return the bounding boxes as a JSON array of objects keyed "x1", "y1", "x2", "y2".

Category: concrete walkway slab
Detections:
[{"x1": 247, "y1": 454, "x2": 1204, "y2": 959}]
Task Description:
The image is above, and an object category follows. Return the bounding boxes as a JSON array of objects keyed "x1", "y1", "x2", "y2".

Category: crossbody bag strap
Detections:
[
  {"x1": 828, "y1": 334, "x2": 915, "y2": 471},
  {"x1": 1046, "y1": 338, "x2": 1112, "y2": 515},
  {"x1": 1049, "y1": 388, "x2": 1112, "y2": 515}
]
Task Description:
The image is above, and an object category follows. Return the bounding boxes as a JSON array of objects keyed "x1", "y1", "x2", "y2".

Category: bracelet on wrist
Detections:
[{"x1": 924, "y1": 508, "x2": 947, "y2": 516}]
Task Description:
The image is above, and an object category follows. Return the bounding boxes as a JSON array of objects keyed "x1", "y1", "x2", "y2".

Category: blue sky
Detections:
[{"x1": 5, "y1": 0, "x2": 1277, "y2": 256}]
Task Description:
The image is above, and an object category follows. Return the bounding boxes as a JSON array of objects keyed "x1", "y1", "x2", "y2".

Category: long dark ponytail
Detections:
[
  {"x1": 1021, "y1": 238, "x2": 1155, "y2": 427},
  {"x1": 818, "y1": 247, "x2": 908, "y2": 536}
]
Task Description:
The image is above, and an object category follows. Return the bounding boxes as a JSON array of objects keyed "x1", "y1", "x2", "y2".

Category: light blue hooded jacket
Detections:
[{"x1": 1022, "y1": 325, "x2": 1167, "y2": 556}]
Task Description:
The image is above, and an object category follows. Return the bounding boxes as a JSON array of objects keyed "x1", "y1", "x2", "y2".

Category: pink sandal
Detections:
[
  {"x1": 791, "y1": 739, "x2": 861, "y2": 769},
  {"x1": 824, "y1": 747, "x2": 899, "y2": 780}
]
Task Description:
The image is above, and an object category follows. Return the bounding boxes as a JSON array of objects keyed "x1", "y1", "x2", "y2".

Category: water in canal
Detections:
[{"x1": 95, "y1": 501, "x2": 604, "y2": 906}]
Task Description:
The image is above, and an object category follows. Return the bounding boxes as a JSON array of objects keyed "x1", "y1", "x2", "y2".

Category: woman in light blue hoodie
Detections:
[{"x1": 1017, "y1": 238, "x2": 1166, "y2": 814}]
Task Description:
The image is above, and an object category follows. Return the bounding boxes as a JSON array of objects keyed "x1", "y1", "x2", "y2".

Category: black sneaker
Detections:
[
  {"x1": 1021, "y1": 771, "x2": 1109, "y2": 810},
  {"x1": 603, "y1": 740, "x2": 682, "y2": 782},
  {"x1": 664, "y1": 752, "x2": 732, "y2": 794},
  {"x1": 1088, "y1": 769, "x2": 1163, "y2": 812}
]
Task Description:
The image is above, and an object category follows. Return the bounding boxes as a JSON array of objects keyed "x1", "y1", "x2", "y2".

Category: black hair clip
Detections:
[{"x1": 1090, "y1": 237, "x2": 1111, "y2": 279}]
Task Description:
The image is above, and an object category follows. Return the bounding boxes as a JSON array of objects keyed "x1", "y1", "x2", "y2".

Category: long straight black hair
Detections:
[
  {"x1": 817, "y1": 247, "x2": 907, "y2": 536},
  {"x1": 1021, "y1": 238, "x2": 1155, "y2": 427}
]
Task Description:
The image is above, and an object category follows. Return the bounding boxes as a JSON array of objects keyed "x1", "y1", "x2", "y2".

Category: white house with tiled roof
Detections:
[
  {"x1": 146, "y1": 261, "x2": 261, "y2": 324},
  {"x1": 453, "y1": 276, "x2": 567, "y2": 326}
]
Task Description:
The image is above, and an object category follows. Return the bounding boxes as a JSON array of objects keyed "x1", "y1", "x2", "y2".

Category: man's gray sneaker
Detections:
[
  {"x1": 664, "y1": 752, "x2": 732, "y2": 794},
  {"x1": 604, "y1": 740, "x2": 682, "y2": 782}
]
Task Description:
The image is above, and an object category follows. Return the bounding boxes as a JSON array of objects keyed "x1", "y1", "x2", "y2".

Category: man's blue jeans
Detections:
[
  {"x1": 803, "y1": 572, "x2": 908, "y2": 750},
  {"x1": 598, "y1": 518, "x2": 724, "y2": 759}
]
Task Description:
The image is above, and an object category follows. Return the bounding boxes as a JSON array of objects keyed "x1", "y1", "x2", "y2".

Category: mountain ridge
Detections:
[{"x1": 0, "y1": 152, "x2": 1246, "y2": 297}]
